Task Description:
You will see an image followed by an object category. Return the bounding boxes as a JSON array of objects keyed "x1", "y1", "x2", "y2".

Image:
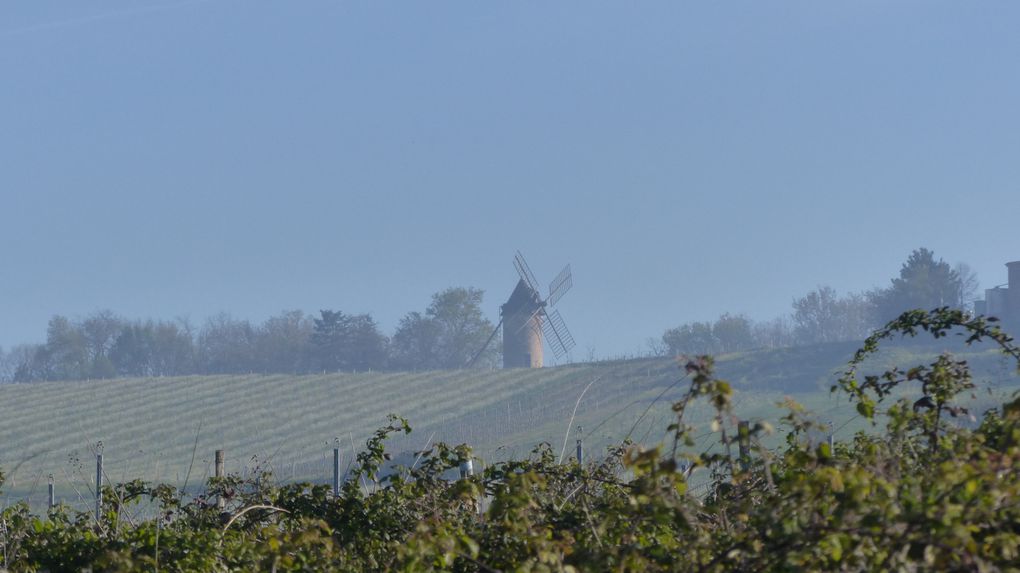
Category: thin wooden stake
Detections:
[
  {"x1": 95, "y1": 453, "x2": 104, "y2": 521},
  {"x1": 333, "y1": 447, "x2": 341, "y2": 498},
  {"x1": 737, "y1": 421, "x2": 751, "y2": 471},
  {"x1": 215, "y1": 450, "x2": 225, "y2": 509}
]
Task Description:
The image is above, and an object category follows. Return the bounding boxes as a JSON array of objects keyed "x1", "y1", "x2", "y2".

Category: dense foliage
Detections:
[{"x1": 2, "y1": 308, "x2": 1018, "y2": 571}]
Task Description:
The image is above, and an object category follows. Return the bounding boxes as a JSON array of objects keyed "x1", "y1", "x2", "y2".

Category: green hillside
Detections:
[{"x1": 2, "y1": 340, "x2": 1017, "y2": 510}]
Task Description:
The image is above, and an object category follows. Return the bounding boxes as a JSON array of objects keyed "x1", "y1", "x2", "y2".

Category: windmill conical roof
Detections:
[{"x1": 502, "y1": 279, "x2": 542, "y2": 314}]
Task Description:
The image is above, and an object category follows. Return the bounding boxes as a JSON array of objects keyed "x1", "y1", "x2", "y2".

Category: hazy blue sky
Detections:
[{"x1": 2, "y1": 1, "x2": 1018, "y2": 359}]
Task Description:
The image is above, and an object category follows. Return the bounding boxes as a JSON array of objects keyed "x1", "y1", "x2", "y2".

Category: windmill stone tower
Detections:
[
  {"x1": 465, "y1": 251, "x2": 576, "y2": 369},
  {"x1": 501, "y1": 279, "x2": 545, "y2": 368}
]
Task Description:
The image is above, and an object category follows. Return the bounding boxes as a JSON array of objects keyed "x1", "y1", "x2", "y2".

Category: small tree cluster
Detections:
[
  {"x1": 661, "y1": 313, "x2": 757, "y2": 356},
  {"x1": 6, "y1": 287, "x2": 498, "y2": 382},
  {"x1": 659, "y1": 248, "x2": 983, "y2": 355},
  {"x1": 391, "y1": 287, "x2": 500, "y2": 370},
  {"x1": 791, "y1": 286, "x2": 874, "y2": 344}
]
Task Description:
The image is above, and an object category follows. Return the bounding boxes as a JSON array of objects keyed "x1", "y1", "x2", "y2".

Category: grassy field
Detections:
[{"x1": 1, "y1": 339, "x2": 1018, "y2": 511}]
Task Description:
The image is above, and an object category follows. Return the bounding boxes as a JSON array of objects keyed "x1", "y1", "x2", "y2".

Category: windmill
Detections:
[{"x1": 467, "y1": 251, "x2": 576, "y2": 368}]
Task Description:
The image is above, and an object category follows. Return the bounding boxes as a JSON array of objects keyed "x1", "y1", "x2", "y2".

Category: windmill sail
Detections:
[
  {"x1": 513, "y1": 251, "x2": 540, "y2": 294},
  {"x1": 541, "y1": 309, "x2": 575, "y2": 359},
  {"x1": 548, "y1": 264, "x2": 572, "y2": 307}
]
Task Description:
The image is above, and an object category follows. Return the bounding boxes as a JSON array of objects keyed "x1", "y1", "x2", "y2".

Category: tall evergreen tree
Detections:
[
  {"x1": 872, "y1": 248, "x2": 966, "y2": 323},
  {"x1": 311, "y1": 310, "x2": 388, "y2": 372}
]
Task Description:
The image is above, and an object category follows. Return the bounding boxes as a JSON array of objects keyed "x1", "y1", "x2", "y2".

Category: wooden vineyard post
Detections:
[
  {"x1": 737, "y1": 421, "x2": 751, "y2": 471},
  {"x1": 48, "y1": 474, "x2": 55, "y2": 510},
  {"x1": 576, "y1": 426, "x2": 584, "y2": 464},
  {"x1": 95, "y1": 453, "x2": 104, "y2": 521},
  {"x1": 333, "y1": 445, "x2": 341, "y2": 498},
  {"x1": 215, "y1": 450, "x2": 225, "y2": 509},
  {"x1": 828, "y1": 420, "x2": 835, "y2": 452}
]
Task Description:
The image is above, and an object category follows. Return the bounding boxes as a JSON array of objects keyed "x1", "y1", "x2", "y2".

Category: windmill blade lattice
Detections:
[
  {"x1": 541, "y1": 309, "x2": 575, "y2": 359},
  {"x1": 513, "y1": 250, "x2": 540, "y2": 294},
  {"x1": 547, "y1": 264, "x2": 572, "y2": 307}
]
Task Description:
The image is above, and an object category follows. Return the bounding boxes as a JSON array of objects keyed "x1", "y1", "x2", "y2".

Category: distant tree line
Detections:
[
  {"x1": 657, "y1": 247, "x2": 980, "y2": 356},
  {"x1": 0, "y1": 287, "x2": 500, "y2": 383},
  {"x1": 0, "y1": 247, "x2": 983, "y2": 381}
]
